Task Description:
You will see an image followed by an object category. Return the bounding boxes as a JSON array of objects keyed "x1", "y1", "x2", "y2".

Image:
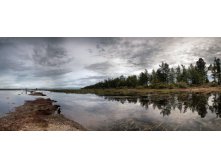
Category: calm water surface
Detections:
[
  {"x1": 0, "y1": 90, "x2": 39, "y2": 117},
  {"x1": 45, "y1": 91, "x2": 221, "y2": 131},
  {"x1": 1, "y1": 90, "x2": 221, "y2": 131}
]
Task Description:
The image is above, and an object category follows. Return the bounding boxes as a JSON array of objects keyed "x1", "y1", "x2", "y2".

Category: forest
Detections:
[{"x1": 84, "y1": 57, "x2": 221, "y2": 89}]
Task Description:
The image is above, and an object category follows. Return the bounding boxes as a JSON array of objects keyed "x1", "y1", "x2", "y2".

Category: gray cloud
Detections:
[
  {"x1": 85, "y1": 61, "x2": 113, "y2": 74},
  {"x1": 32, "y1": 44, "x2": 69, "y2": 66},
  {"x1": 93, "y1": 37, "x2": 221, "y2": 71},
  {"x1": 0, "y1": 37, "x2": 221, "y2": 88}
]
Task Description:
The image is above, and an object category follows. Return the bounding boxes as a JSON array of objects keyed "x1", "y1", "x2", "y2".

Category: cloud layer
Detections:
[{"x1": 0, "y1": 37, "x2": 220, "y2": 88}]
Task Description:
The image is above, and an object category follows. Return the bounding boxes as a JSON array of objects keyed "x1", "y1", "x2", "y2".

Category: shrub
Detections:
[
  {"x1": 149, "y1": 82, "x2": 189, "y2": 89},
  {"x1": 175, "y1": 82, "x2": 188, "y2": 88},
  {"x1": 136, "y1": 86, "x2": 145, "y2": 89},
  {"x1": 207, "y1": 82, "x2": 218, "y2": 87},
  {"x1": 149, "y1": 83, "x2": 169, "y2": 89},
  {"x1": 168, "y1": 84, "x2": 176, "y2": 89}
]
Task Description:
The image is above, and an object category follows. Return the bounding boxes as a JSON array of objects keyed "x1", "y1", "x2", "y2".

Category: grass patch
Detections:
[{"x1": 50, "y1": 86, "x2": 221, "y2": 96}]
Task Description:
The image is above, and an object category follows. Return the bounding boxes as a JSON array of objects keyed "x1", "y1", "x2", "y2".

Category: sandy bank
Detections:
[{"x1": 0, "y1": 98, "x2": 86, "y2": 131}]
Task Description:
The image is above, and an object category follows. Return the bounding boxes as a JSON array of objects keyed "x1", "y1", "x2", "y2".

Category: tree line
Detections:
[{"x1": 84, "y1": 57, "x2": 221, "y2": 89}]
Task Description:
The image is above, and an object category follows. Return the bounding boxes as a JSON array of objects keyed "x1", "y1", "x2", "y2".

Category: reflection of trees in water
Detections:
[
  {"x1": 177, "y1": 94, "x2": 209, "y2": 118},
  {"x1": 104, "y1": 96, "x2": 139, "y2": 104},
  {"x1": 148, "y1": 95, "x2": 176, "y2": 116},
  {"x1": 209, "y1": 94, "x2": 221, "y2": 118},
  {"x1": 104, "y1": 96, "x2": 127, "y2": 104},
  {"x1": 139, "y1": 97, "x2": 151, "y2": 109},
  {"x1": 127, "y1": 98, "x2": 138, "y2": 104},
  {"x1": 103, "y1": 93, "x2": 220, "y2": 118},
  {"x1": 190, "y1": 94, "x2": 208, "y2": 118}
]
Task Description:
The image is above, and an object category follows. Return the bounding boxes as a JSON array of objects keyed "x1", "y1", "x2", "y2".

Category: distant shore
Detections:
[{"x1": 49, "y1": 86, "x2": 221, "y2": 96}]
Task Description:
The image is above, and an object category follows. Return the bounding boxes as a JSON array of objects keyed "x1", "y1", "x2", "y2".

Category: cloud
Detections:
[
  {"x1": 32, "y1": 44, "x2": 69, "y2": 66},
  {"x1": 93, "y1": 37, "x2": 221, "y2": 70},
  {"x1": 0, "y1": 37, "x2": 221, "y2": 88},
  {"x1": 72, "y1": 76, "x2": 107, "y2": 87},
  {"x1": 85, "y1": 61, "x2": 113, "y2": 74}
]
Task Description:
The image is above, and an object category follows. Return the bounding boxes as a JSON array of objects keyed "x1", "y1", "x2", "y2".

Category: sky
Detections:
[{"x1": 0, "y1": 37, "x2": 220, "y2": 88}]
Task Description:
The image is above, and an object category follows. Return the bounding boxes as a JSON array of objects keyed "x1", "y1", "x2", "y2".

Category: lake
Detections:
[
  {"x1": 0, "y1": 90, "x2": 40, "y2": 117},
  {"x1": 1, "y1": 90, "x2": 221, "y2": 130}
]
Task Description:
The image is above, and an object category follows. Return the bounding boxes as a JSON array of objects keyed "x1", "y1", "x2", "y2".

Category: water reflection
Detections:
[
  {"x1": 5, "y1": 90, "x2": 221, "y2": 130},
  {"x1": 0, "y1": 90, "x2": 43, "y2": 117},
  {"x1": 210, "y1": 94, "x2": 221, "y2": 118},
  {"x1": 31, "y1": 91, "x2": 221, "y2": 130},
  {"x1": 103, "y1": 93, "x2": 220, "y2": 119}
]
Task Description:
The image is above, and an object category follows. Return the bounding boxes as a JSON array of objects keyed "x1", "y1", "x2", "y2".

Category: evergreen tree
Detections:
[
  {"x1": 150, "y1": 69, "x2": 158, "y2": 84},
  {"x1": 168, "y1": 67, "x2": 175, "y2": 84},
  {"x1": 210, "y1": 58, "x2": 221, "y2": 84},
  {"x1": 119, "y1": 75, "x2": 126, "y2": 87},
  {"x1": 176, "y1": 65, "x2": 182, "y2": 82},
  {"x1": 188, "y1": 64, "x2": 201, "y2": 85},
  {"x1": 195, "y1": 58, "x2": 207, "y2": 84},
  {"x1": 181, "y1": 65, "x2": 188, "y2": 83},
  {"x1": 126, "y1": 75, "x2": 138, "y2": 88},
  {"x1": 217, "y1": 58, "x2": 221, "y2": 84},
  {"x1": 138, "y1": 69, "x2": 149, "y2": 86},
  {"x1": 156, "y1": 62, "x2": 170, "y2": 83}
]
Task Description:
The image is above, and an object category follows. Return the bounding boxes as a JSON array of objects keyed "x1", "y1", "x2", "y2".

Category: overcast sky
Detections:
[{"x1": 0, "y1": 37, "x2": 220, "y2": 88}]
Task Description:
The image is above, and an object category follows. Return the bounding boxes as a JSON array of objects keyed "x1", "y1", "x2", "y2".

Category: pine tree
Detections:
[
  {"x1": 195, "y1": 58, "x2": 207, "y2": 84},
  {"x1": 138, "y1": 69, "x2": 149, "y2": 86},
  {"x1": 168, "y1": 67, "x2": 175, "y2": 84},
  {"x1": 156, "y1": 62, "x2": 170, "y2": 83},
  {"x1": 150, "y1": 69, "x2": 158, "y2": 84},
  {"x1": 188, "y1": 64, "x2": 201, "y2": 85}
]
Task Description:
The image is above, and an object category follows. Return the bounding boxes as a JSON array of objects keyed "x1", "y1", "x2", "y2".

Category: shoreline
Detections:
[
  {"x1": 0, "y1": 98, "x2": 86, "y2": 131},
  {"x1": 49, "y1": 86, "x2": 221, "y2": 96}
]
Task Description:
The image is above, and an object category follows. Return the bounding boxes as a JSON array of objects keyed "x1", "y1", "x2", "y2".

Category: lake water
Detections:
[
  {"x1": 0, "y1": 90, "x2": 40, "y2": 117},
  {"x1": 1, "y1": 90, "x2": 221, "y2": 130}
]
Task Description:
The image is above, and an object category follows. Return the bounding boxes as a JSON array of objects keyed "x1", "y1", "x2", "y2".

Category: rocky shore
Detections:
[{"x1": 0, "y1": 98, "x2": 86, "y2": 131}]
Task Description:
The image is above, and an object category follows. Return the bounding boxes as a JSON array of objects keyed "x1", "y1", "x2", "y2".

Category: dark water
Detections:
[
  {"x1": 44, "y1": 91, "x2": 221, "y2": 131},
  {"x1": 1, "y1": 90, "x2": 221, "y2": 131}
]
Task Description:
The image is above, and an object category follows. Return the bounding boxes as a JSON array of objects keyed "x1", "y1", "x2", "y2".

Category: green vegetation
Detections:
[
  {"x1": 84, "y1": 57, "x2": 220, "y2": 89},
  {"x1": 209, "y1": 57, "x2": 221, "y2": 84}
]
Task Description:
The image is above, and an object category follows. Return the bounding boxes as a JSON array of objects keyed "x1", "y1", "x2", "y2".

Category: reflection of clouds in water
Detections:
[
  {"x1": 1, "y1": 91, "x2": 221, "y2": 130},
  {"x1": 0, "y1": 90, "x2": 37, "y2": 116},
  {"x1": 44, "y1": 92, "x2": 221, "y2": 130},
  {"x1": 45, "y1": 92, "x2": 147, "y2": 129},
  {"x1": 0, "y1": 91, "x2": 221, "y2": 130}
]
